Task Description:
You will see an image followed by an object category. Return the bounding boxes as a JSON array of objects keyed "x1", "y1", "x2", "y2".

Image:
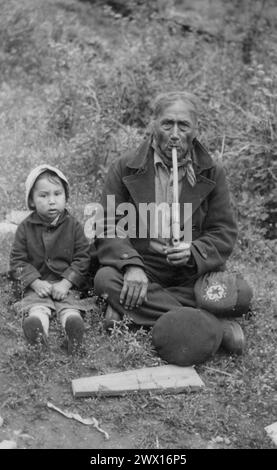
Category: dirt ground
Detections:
[
  {"x1": 0, "y1": 0, "x2": 276, "y2": 451},
  {"x1": 0, "y1": 266, "x2": 276, "y2": 450},
  {"x1": 0, "y1": 311, "x2": 215, "y2": 450}
]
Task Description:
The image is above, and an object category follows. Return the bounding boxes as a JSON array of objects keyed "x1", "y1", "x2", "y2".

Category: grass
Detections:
[{"x1": 0, "y1": 0, "x2": 276, "y2": 450}]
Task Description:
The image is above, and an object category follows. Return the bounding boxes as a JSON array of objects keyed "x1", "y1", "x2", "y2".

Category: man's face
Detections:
[{"x1": 153, "y1": 101, "x2": 197, "y2": 161}]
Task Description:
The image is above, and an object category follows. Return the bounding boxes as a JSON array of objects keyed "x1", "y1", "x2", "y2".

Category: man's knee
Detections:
[
  {"x1": 152, "y1": 307, "x2": 223, "y2": 366},
  {"x1": 236, "y1": 276, "x2": 253, "y2": 316},
  {"x1": 194, "y1": 272, "x2": 253, "y2": 318},
  {"x1": 94, "y1": 266, "x2": 122, "y2": 296}
]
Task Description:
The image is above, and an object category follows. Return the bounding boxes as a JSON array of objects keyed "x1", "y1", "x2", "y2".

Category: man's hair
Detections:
[{"x1": 152, "y1": 91, "x2": 200, "y2": 122}]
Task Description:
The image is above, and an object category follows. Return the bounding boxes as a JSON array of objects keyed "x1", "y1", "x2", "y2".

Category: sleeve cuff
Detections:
[
  {"x1": 12, "y1": 267, "x2": 41, "y2": 288},
  {"x1": 62, "y1": 268, "x2": 83, "y2": 288},
  {"x1": 117, "y1": 255, "x2": 145, "y2": 272}
]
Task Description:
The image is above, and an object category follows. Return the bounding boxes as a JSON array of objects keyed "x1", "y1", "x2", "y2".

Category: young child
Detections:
[{"x1": 10, "y1": 164, "x2": 91, "y2": 353}]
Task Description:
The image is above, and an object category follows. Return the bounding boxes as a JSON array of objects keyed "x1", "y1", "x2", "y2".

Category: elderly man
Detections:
[{"x1": 94, "y1": 91, "x2": 252, "y2": 366}]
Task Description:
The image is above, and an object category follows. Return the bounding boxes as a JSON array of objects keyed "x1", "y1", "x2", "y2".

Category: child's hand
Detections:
[
  {"x1": 51, "y1": 279, "x2": 72, "y2": 301},
  {"x1": 30, "y1": 279, "x2": 52, "y2": 297}
]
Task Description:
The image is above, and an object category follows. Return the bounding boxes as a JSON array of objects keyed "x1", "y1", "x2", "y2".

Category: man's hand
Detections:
[
  {"x1": 164, "y1": 242, "x2": 192, "y2": 266},
  {"x1": 120, "y1": 266, "x2": 148, "y2": 310},
  {"x1": 51, "y1": 279, "x2": 72, "y2": 301},
  {"x1": 30, "y1": 279, "x2": 52, "y2": 297}
]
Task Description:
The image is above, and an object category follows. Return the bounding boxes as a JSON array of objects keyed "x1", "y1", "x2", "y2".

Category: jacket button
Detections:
[{"x1": 120, "y1": 253, "x2": 129, "y2": 259}]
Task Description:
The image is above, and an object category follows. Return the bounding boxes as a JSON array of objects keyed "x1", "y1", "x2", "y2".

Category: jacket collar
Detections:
[
  {"x1": 28, "y1": 209, "x2": 69, "y2": 226},
  {"x1": 123, "y1": 137, "x2": 217, "y2": 226},
  {"x1": 126, "y1": 136, "x2": 214, "y2": 173}
]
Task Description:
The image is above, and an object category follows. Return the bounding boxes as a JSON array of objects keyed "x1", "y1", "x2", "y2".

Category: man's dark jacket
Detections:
[{"x1": 95, "y1": 137, "x2": 237, "y2": 280}]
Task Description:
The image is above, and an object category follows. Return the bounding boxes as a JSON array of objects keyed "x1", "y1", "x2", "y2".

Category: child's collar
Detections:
[{"x1": 29, "y1": 209, "x2": 68, "y2": 226}]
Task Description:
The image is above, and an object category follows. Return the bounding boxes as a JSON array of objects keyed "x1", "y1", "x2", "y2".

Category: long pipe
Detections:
[{"x1": 171, "y1": 146, "x2": 180, "y2": 246}]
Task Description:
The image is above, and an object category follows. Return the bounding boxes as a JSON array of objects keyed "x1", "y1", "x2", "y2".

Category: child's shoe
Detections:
[
  {"x1": 65, "y1": 316, "x2": 84, "y2": 354},
  {"x1": 23, "y1": 316, "x2": 47, "y2": 346}
]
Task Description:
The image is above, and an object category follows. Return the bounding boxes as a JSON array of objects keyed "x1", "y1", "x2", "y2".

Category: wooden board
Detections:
[{"x1": 72, "y1": 365, "x2": 204, "y2": 397}]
